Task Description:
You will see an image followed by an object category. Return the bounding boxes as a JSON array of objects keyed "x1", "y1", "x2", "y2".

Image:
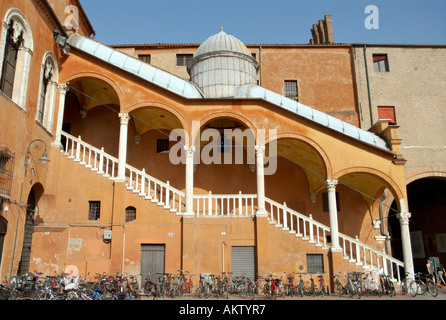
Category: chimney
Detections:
[{"x1": 309, "y1": 14, "x2": 334, "y2": 44}]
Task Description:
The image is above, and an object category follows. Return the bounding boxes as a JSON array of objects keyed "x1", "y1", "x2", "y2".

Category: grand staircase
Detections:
[{"x1": 60, "y1": 131, "x2": 405, "y2": 282}]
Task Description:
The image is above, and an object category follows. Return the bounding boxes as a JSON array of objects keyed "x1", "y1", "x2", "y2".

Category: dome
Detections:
[
  {"x1": 194, "y1": 28, "x2": 253, "y2": 58},
  {"x1": 188, "y1": 28, "x2": 259, "y2": 98}
]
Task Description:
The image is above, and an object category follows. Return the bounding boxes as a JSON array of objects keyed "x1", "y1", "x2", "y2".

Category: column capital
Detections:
[
  {"x1": 397, "y1": 212, "x2": 411, "y2": 224},
  {"x1": 325, "y1": 179, "x2": 338, "y2": 189},
  {"x1": 57, "y1": 83, "x2": 69, "y2": 93},
  {"x1": 184, "y1": 145, "x2": 196, "y2": 156},
  {"x1": 118, "y1": 113, "x2": 131, "y2": 125},
  {"x1": 255, "y1": 145, "x2": 265, "y2": 156}
]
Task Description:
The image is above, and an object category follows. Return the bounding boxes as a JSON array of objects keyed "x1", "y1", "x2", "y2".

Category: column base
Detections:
[
  {"x1": 183, "y1": 210, "x2": 195, "y2": 217},
  {"x1": 256, "y1": 209, "x2": 268, "y2": 217}
]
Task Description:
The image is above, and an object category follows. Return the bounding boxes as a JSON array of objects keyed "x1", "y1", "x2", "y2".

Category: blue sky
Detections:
[{"x1": 80, "y1": 0, "x2": 446, "y2": 45}]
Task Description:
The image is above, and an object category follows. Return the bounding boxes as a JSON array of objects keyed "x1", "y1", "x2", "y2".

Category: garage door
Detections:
[{"x1": 231, "y1": 246, "x2": 255, "y2": 281}]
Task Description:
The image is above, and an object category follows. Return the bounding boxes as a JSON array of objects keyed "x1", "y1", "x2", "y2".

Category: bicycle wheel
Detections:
[
  {"x1": 336, "y1": 284, "x2": 343, "y2": 297},
  {"x1": 409, "y1": 281, "x2": 418, "y2": 297},
  {"x1": 354, "y1": 283, "x2": 361, "y2": 299},
  {"x1": 400, "y1": 281, "x2": 407, "y2": 295},
  {"x1": 346, "y1": 282, "x2": 354, "y2": 298},
  {"x1": 427, "y1": 281, "x2": 438, "y2": 297}
]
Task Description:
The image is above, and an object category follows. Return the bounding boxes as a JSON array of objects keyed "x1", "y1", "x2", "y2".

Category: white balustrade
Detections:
[
  {"x1": 193, "y1": 192, "x2": 257, "y2": 216},
  {"x1": 264, "y1": 197, "x2": 404, "y2": 283}
]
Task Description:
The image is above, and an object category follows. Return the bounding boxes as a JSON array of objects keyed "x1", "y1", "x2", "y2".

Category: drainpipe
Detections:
[{"x1": 363, "y1": 45, "x2": 374, "y2": 127}]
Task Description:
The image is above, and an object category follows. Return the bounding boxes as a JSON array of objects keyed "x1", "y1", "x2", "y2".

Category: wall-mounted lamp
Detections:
[
  {"x1": 53, "y1": 30, "x2": 71, "y2": 55},
  {"x1": 24, "y1": 139, "x2": 50, "y2": 171}
]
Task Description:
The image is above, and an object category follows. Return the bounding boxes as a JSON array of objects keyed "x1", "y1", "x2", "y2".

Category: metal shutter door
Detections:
[
  {"x1": 231, "y1": 246, "x2": 255, "y2": 281},
  {"x1": 141, "y1": 244, "x2": 165, "y2": 282}
]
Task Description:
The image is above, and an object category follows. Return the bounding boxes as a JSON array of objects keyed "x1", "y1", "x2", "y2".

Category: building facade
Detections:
[{"x1": 1, "y1": 1, "x2": 441, "y2": 289}]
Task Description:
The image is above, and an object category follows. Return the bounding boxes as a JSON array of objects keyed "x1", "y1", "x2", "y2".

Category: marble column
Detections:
[
  {"x1": 184, "y1": 145, "x2": 195, "y2": 215},
  {"x1": 117, "y1": 113, "x2": 130, "y2": 181},
  {"x1": 325, "y1": 179, "x2": 342, "y2": 252},
  {"x1": 255, "y1": 145, "x2": 267, "y2": 216}
]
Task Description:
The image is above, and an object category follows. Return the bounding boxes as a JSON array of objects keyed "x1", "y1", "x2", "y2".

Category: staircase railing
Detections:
[
  {"x1": 60, "y1": 131, "x2": 404, "y2": 281},
  {"x1": 265, "y1": 197, "x2": 404, "y2": 283}
]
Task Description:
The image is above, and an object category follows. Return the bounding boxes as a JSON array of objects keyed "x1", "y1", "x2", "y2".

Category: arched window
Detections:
[
  {"x1": 0, "y1": 8, "x2": 33, "y2": 109},
  {"x1": 125, "y1": 206, "x2": 136, "y2": 222},
  {"x1": 36, "y1": 53, "x2": 58, "y2": 131}
]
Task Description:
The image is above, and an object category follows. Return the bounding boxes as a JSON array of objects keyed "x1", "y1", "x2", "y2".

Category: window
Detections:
[
  {"x1": 138, "y1": 55, "x2": 151, "y2": 63},
  {"x1": 0, "y1": 9, "x2": 33, "y2": 109},
  {"x1": 125, "y1": 206, "x2": 136, "y2": 222},
  {"x1": 0, "y1": 21, "x2": 21, "y2": 99},
  {"x1": 284, "y1": 80, "x2": 298, "y2": 101},
  {"x1": 322, "y1": 192, "x2": 340, "y2": 212},
  {"x1": 36, "y1": 56, "x2": 58, "y2": 129},
  {"x1": 378, "y1": 106, "x2": 396, "y2": 125},
  {"x1": 373, "y1": 54, "x2": 389, "y2": 72},
  {"x1": 156, "y1": 139, "x2": 170, "y2": 153},
  {"x1": 88, "y1": 201, "x2": 101, "y2": 220},
  {"x1": 176, "y1": 54, "x2": 193, "y2": 66},
  {"x1": 307, "y1": 254, "x2": 324, "y2": 273},
  {"x1": 0, "y1": 147, "x2": 15, "y2": 198}
]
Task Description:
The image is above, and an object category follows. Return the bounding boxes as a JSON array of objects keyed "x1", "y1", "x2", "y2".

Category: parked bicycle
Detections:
[
  {"x1": 333, "y1": 272, "x2": 346, "y2": 297},
  {"x1": 363, "y1": 270, "x2": 381, "y2": 297},
  {"x1": 410, "y1": 272, "x2": 438, "y2": 297}
]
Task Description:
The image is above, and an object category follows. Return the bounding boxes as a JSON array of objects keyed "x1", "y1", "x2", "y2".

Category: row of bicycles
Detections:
[
  {"x1": 0, "y1": 271, "x2": 140, "y2": 300},
  {"x1": 142, "y1": 271, "x2": 330, "y2": 300},
  {"x1": 1, "y1": 269, "x2": 439, "y2": 300},
  {"x1": 332, "y1": 270, "x2": 440, "y2": 299}
]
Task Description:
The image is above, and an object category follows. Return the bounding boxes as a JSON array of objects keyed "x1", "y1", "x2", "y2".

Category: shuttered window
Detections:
[
  {"x1": 373, "y1": 54, "x2": 389, "y2": 72},
  {"x1": 378, "y1": 106, "x2": 396, "y2": 125}
]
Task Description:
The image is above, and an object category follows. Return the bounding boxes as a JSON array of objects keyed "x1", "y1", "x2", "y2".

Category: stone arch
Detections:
[
  {"x1": 265, "y1": 132, "x2": 331, "y2": 196},
  {"x1": 335, "y1": 166, "x2": 405, "y2": 213},
  {"x1": 62, "y1": 72, "x2": 124, "y2": 112},
  {"x1": 126, "y1": 100, "x2": 189, "y2": 138}
]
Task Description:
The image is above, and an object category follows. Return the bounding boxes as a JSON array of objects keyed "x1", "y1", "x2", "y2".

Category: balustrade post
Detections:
[
  {"x1": 98, "y1": 148, "x2": 104, "y2": 174},
  {"x1": 309, "y1": 214, "x2": 314, "y2": 243},
  {"x1": 164, "y1": 181, "x2": 170, "y2": 208},
  {"x1": 355, "y1": 236, "x2": 361, "y2": 265},
  {"x1": 75, "y1": 136, "x2": 81, "y2": 161},
  {"x1": 140, "y1": 169, "x2": 146, "y2": 196}
]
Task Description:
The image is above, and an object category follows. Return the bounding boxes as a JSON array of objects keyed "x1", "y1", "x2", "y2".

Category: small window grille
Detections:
[
  {"x1": 138, "y1": 55, "x2": 151, "y2": 63},
  {"x1": 176, "y1": 54, "x2": 193, "y2": 66},
  {"x1": 0, "y1": 147, "x2": 15, "y2": 198},
  {"x1": 125, "y1": 206, "x2": 136, "y2": 222},
  {"x1": 307, "y1": 254, "x2": 324, "y2": 273},
  {"x1": 284, "y1": 80, "x2": 298, "y2": 101},
  {"x1": 88, "y1": 201, "x2": 101, "y2": 220}
]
